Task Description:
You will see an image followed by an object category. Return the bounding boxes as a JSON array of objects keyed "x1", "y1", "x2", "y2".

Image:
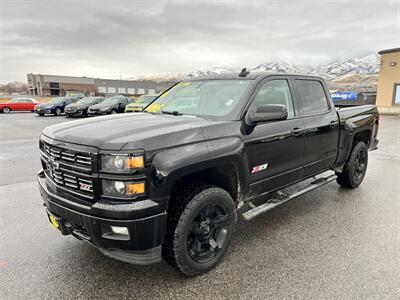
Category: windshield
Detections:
[
  {"x1": 51, "y1": 97, "x2": 66, "y2": 104},
  {"x1": 77, "y1": 97, "x2": 100, "y2": 105},
  {"x1": 144, "y1": 80, "x2": 251, "y2": 118},
  {"x1": 101, "y1": 97, "x2": 121, "y2": 105}
]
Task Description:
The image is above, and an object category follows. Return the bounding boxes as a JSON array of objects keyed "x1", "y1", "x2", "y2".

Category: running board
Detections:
[{"x1": 242, "y1": 174, "x2": 337, "y2": 221}]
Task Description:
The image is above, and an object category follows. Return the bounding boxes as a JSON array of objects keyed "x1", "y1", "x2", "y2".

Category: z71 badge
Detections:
[{"x1": 251, "y1": 163, "x2": 268, "y2": 174}]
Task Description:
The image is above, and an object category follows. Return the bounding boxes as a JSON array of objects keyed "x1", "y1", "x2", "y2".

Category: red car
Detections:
[{"x1": 0, "y1": 98, "x2": 39, "y2": 113}]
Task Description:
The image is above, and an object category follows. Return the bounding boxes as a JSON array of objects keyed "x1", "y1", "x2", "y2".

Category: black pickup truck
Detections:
[{"x1": 38, "y1": 72, "x2": 379, "y2": 276}]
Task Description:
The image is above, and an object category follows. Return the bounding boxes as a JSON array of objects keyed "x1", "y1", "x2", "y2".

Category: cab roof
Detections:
[{"x1": 187, "y1": 72, "x2": 323, "y2": 81}]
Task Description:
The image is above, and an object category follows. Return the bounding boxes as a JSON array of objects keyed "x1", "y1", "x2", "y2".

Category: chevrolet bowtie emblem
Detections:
[{"x1": 48, "y1": 157, "x2": 60, "y2": 170}]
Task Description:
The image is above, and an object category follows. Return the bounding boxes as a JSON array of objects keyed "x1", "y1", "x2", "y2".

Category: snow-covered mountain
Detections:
[
  {"x1": 132, "y1": 53, "x2": 380, "y2": 81},
  {"x1": 251, "y1": 61, "x2": 310, "y2": 74},
  {"x1": 310, "y1": 53, "x2": 380, "y2": 76}
]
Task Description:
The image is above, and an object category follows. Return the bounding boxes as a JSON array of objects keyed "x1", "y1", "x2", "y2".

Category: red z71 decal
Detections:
[{"x1": 252, "y1": 163, "x2": 268, "y2": 174}]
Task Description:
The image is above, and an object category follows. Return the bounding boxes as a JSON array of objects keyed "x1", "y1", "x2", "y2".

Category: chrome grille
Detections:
[
  {"x1": 40, "y1": 139, "x2": 95, "y2": 198},
  {"x1": 47, "y1": 168, "x2": 93, "y2": 194},
  {"x1": 42, "y1": 142, "x2": 92, "y2": 168}
]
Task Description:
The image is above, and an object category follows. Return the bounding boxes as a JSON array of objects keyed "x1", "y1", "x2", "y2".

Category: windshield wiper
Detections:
[{"x1": 161, "y1": 110, "x2": 183, "y2": 116}]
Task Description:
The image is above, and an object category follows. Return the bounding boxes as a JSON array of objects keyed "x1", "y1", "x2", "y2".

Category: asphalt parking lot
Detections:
[{"x1": 1, "y1": 112, "x2": 399, "y2": 299}]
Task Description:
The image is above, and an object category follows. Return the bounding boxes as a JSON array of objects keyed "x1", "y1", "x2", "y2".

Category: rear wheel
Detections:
[
  {"x1": 55, "y1": 108, "x2": 62, "y2": 116},
  {"x1": 2, "y1": 107, "x2": 10, "y2": 113},
  {"x1": 163, "y1": 184, "x2": 237, "y2": 276},
  {"x1": 336, "y1": 141, "x2": 368, "y2": 188}
]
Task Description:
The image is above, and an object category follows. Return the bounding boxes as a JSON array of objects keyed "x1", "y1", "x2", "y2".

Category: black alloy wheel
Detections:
[
  {"x1": 187, "y1": 204, "x2": 230, "y2": 263},
  {"x1": 163, "y1": 184, "x2": 237, "y2": 276},
  {"x1": 353, "y1": 148, "x2": 367, "y2": 182},
  {"x1": 336, "y1": 141, "x2": 368, "y2": 188}
]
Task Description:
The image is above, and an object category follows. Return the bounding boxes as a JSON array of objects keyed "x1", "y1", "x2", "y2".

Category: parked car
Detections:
[
  {"x1": 65, "y1": 91, "x2": 85, "y2": 98},
  {"x1": 35, "y1": 97, "x2": 79, "y2": 116},
  {"x1": 0, "y1": 98, "x2": 39, "y2": 113},
  {"x1": 125, "y1": 95, "x2": 158, "y2": 112},
  {"x1": 38, "y1": 72, "x2": 379, "y2": 276},
  {"x1": 87, "y1": 96, "x2": 131, "y2": 116},
  {"x1": 65, "y1": 97, "x2": 104, "y2": 117}
]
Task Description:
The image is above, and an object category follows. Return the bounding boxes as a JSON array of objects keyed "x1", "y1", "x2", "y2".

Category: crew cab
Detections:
[{"x1": 38, "y1": 72, "x2": 379, "y2": 276}]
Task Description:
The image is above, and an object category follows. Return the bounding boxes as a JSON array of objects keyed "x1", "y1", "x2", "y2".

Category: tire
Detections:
[
  {"x1": 2, "y1": 107, "x2": 10, "y2": 113},
  {"x1": 55, "y1": 108, "x2": 62, "y2": 116},
  {"x1": 110, "y1": 109, "x2": 117, "y2": 115},
  {"x1": 37, "y1": 113, "x2": 44, "y2": 116},
  {"x1": 336, "y1": 141, "x2": 368, "y2": 188},
  {"x1": 162, "y1": 184, "x2": 237, "y2": 276}
]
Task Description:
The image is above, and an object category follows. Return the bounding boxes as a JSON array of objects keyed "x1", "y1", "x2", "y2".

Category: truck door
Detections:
[
  {"x1": 294, "y1": 78, "x2": 340, "y2": 176},
  {"x1": 244, "y1": 77, "x2": 305, "y2": 196}
]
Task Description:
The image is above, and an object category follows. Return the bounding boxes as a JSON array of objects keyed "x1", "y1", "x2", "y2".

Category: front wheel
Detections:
[
  {"x1": 110, "y1": 109, "x2": 117, "y2": 115},
  {"x1": 55, "y1": 108, "x2": 62, "y2": 116},
  {"x1": 163, "y1": 185, "x2": 237, "y2": 276},
  {"x1": 336, "y1": 141, "x2": 368, "y2": 188},
  {"x1": 2, "y1": 107, "x2": 11, "y2": 113}
]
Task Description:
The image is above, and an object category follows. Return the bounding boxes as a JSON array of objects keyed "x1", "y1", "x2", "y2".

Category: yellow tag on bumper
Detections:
[{"x1": 49, "y1": 214, "x2": 59, "y2": 229}]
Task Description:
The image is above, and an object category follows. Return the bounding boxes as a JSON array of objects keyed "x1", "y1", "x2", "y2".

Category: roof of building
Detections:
[{"x1": 378, "y1": 47, "x2": 400, "y2": 55}]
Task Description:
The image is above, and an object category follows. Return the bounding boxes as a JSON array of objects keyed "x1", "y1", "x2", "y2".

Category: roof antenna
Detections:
[{"x1": 239, "y1": 68, "x2": 250, "y2": 77}]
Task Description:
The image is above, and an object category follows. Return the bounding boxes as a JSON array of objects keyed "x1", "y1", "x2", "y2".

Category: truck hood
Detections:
[{"x1": 42, "y1": 113, "x2": 224, "y2": 151}]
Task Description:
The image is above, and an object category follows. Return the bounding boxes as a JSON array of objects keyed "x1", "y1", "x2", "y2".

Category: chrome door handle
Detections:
[
  {"x1": 329, "y1": 120, "x2": 338, "y2": 128},
  {"x1": 291, "y1": 127, "x2": 303, "y2": 136}
]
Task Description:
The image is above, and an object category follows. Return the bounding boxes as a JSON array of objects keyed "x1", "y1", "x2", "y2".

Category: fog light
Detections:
[{"x1": 110, "y1": 226, "x2": 129, "y2": 236}]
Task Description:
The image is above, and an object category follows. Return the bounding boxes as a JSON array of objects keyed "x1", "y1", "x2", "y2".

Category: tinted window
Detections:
[
  {"x1": 252, "y1": 79, "x2": 295, "y2": 118},
  {"x1": 296, "y1": 80, "x2": 329, "y2": 115}
]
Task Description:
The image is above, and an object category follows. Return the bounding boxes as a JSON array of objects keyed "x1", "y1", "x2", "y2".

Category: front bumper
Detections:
[
  {"x1": 38, "y1": 170, "x2": 167, "y2": 265},
  {"x1": 65, "y1": 110, "x2": 85, "y2": 117},
  {"x1": 36, "y1": 108, "x2": 54, "y2": 114},
  {"x1": 87, "y1": 110, "x2": 109, "y2": 116}
]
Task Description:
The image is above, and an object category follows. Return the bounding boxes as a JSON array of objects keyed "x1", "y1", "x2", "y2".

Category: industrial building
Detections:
[
  {"x1": 27, "y1": 73, "x2": 164, "y2": 97},
  {"x1": 376, "y1": 47, "x2": 400, "y2": 114}
]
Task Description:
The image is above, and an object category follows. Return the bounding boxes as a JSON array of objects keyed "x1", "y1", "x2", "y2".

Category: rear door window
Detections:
[{"x1": 296, "y1": 80, "x2": 329, "y2": 115}]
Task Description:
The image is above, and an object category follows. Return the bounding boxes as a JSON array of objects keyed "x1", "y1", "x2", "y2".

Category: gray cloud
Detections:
[{"x1": 0, "y1": 0, "x2": 399, "y2": 82}]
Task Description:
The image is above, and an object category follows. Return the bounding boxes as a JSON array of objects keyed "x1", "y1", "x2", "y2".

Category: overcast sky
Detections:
[{"x1": 0, "y1": 0, "x2": 399, "y2": 83}]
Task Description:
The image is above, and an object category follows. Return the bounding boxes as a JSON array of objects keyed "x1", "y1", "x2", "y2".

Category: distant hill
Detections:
[{"x1": 131, "y1": 53, "x2": 380, "y2": 92}]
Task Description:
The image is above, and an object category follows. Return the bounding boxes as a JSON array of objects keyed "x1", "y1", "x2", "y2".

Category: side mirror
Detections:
[{"x1": 246, "y1": 104, "x2": 288, "y2": 125}]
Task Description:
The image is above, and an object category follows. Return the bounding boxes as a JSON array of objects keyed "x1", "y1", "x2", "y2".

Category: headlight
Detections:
[
  {"x1": 101, "y1": 154, "x2": 144, "y2": 173},
  {"x1": 100, "y1": 106, "x2": 110, "y2": 111},
  {"x1": 102, "y1": 180, "x2": 145, "y2": 198}
]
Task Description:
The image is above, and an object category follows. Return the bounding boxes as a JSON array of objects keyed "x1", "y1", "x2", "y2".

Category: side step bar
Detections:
[{"x1": 242, "y1": 174, "x2": 337, "y2": 221}]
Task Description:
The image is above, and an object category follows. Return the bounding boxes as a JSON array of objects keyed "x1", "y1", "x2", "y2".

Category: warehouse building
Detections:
[
  {"x1": 27, "y1": 73, "x2": 162, "y2": 97},
  {"x1": 27, "y1": 74, "x2": 96, "y2": 96},
  {"x1": 376, "y1": 48, "x2": 400, "y2": 114},
  {"x1": 95, "y1": 78, "x2": 156, "y2": 96}
]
